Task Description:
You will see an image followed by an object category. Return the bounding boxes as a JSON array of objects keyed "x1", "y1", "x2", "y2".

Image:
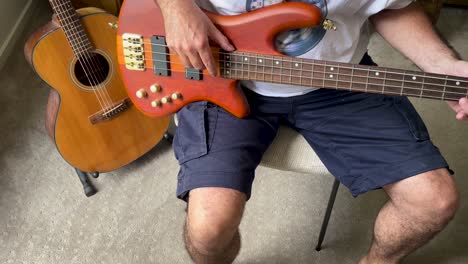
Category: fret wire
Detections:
[
  {"x1": 349, "y1": 64, "x2": 354, "y2": 91},
  {"x1": 383, "y1": 69, "x2": 388, "y2": 94},
  {"x1": 271, "y1": 56, "x2": 274, "y2": 84},
  {"x1": 400, "y1": 70, "x2": 405, "y2": 96},
  {"x1": 289, "y1": 57, "x2": 293, "y2": 85},
  {"x1": 299, "y1": 58, "x2": 303, "y2": 86},
  {"x1": 218, "y1": 67, "x2": 466, "y2": 97},
  {"x1": 336, "y1": 64, "x2": 339, "y2": 90},
  {"x1": 227, "y1": 53, "x2": 463, "y2": 94},
  {"x1": 53, "y1": 3, "x2": 92, "y2": 55},
  {"x1": 52, "y1": 0, "x2": 87, "y2": 55},
  {"x1": 51, "y1": 0, "x2": 72, "y2": 10},
  {"x1": 50, "y1": 0, "x2": 111, "y2": 110},
  {"x1": 262, "y1": 54, "x2": 266, "y2": 82},
  {"x1": 380, "y1": 70, "x2": 385, "y2": 94},
  {"x1": 465, "y1": 79, "x2": 468, "y2": 98},
  {"x1": 322, "y1": 61, "x2": 326, "y2": 88},
  {"x1": 199, "y1": 52, "x2": 468, "y2": 90},
  {"x1": 420, "y1": 73, "x2": 426, "y2": 98},
  {"x1": 214, "y1": 68, "x2": 456, "y2": 100},
  {"x1": 442, "y1": 76, "x2": 448, "y2": 100},
  {"x1": 143, "y1": 46, "x2": 468, "y2": 84},
  {"x1": 366, "y1": 67, "x2": 370, "y2": 93}
]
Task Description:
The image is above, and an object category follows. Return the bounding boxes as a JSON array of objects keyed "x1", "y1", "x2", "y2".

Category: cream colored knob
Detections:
[
  {"x1": 161, "y1": 96, "x2": 172, "y2": 104},
  {"x1": 151, "y1": 100, "x2": 161, "y2": 108},
  {"x1": 171, "y1": 92, "x2": 182, "y2": 100},
  {"x1": 136, "y1": 89, "x2": 147, "y2": 99},
  {"x1": 150, "y1": 84, "x2": 161, "y2": 93}
]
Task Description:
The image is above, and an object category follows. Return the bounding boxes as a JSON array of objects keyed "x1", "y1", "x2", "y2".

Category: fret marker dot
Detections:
[
  {"x1": 329, "y1": 74, "x2": 334, "y2": 78},
  {"x1": 295, "y1": 63, "x2": 299, "y2": 67},
  {"x1": 330, "y1": 67, "x2": 334, "y2": 71},
  {"x1": 456, "y1": 81, "x2": 460, "y2": 86},
  {"x1": 244, "y1": 58, "x2": 248, "y2": 61},
  {"x1": 412, "y1": 76, "x2": 417, "y2": 80},
  {"x1": 227, "y1": 63, "x2": 230, "y2": 66},
  {"x1": 375, "y1": 72, "x2": 380, "y2": 76},
  {"x1": 226, "y1": 71, "x2": 230, "y2": 74},
  {"x1": 226, "y1": 56, "x2": 230, "y2": 59},
  {"x1": 275, "y1": 61, "x2": 279, "y2": 65},
  {"x1": 259, "y1": 59, "x2": 263, "y2": 63}
]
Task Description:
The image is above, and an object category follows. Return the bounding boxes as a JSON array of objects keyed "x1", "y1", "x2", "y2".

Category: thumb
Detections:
[{"x1": 208, "y1": 25, "x2": 235, "y2": 51}]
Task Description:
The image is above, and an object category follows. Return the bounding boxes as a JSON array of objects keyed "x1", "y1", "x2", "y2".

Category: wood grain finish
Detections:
[
  {"x1": 117, "y1": 1, "x2": 321, "y2": 118},
  {"x1": 26, "y1": 7, "x2": 170, "y2": 172},
  {"x1": 117, "y1": 0, "x2": 467, "y2": 118}
]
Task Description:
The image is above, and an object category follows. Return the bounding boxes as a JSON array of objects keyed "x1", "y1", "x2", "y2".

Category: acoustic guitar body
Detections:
[{"x1": 25, "y1": 8, "x2": 170, "y2": 173}]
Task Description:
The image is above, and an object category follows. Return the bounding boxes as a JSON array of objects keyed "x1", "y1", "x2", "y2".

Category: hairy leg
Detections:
[
  {"x1": 360, "y1": 168, "x2": 459, "y2": 264},
  {"x1": 184, "y1": 187, "x2": 246, "y2": 264}
]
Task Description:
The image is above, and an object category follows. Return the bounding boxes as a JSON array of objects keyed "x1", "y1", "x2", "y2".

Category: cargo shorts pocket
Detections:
[
  {"x1": 393, "y1": 97, "x2": 430, "y2": 141},
  {"x1": 173, "y1": 101, "x2": 218, "y2": 164}
]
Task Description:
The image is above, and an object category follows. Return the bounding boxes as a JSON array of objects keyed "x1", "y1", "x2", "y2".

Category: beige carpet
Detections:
[{"x1": 1, "y1": 2, "x2": 468, "y2": 263}]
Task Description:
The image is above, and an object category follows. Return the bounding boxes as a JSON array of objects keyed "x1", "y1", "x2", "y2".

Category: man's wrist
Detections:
[{"x1": 424, "y1": 56, "x2": 460, "y2": 75}]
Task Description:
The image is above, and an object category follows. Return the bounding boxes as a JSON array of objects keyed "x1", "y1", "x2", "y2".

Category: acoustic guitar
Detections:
[
  {"x1": 116, "y1": 0, "x2": 468, "y2": 119},
  {"x1": 25, "y1": 0, "x2": 170, "y2": 174}
]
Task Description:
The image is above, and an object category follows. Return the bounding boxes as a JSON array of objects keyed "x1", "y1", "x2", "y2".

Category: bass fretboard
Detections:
[{"x1": 219, "y1": 51, "x2": 468, "y2": 101}]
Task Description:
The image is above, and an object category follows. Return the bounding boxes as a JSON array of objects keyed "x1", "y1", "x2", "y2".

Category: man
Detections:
[{"x1": 155, "y1": 0, "x2": 468, "y2": 263}]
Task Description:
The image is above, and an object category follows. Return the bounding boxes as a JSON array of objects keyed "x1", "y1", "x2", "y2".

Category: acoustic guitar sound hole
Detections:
[{"x1": 74, "y1": 52, "x2": 110, "y2": 87}]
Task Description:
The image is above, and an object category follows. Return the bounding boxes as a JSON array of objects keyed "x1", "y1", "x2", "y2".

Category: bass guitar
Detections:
[
  {"x1": 116, "y1": 0, "x2": 468, "y2": 119},
  {"x1": 25, "y1": 0, "x2": 170, "y2": 174}
]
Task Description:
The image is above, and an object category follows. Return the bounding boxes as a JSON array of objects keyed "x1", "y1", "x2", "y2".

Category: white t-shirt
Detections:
[{"x1": 196, "y1": 0, "x2": 413, "y2": 97}]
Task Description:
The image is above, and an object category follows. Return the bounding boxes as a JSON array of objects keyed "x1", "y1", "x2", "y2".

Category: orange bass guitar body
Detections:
[{"x1": 117, "y1": 0, "x2": 321, "y2": 118}]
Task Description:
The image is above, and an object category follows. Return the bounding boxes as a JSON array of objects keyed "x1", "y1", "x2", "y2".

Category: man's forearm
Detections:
[
  {"x1": 154, "y1": 0, "x2": 194, "y2": 14},
  {"x1": 370, "y1": 2, "x2": 458, "y2": 73}
]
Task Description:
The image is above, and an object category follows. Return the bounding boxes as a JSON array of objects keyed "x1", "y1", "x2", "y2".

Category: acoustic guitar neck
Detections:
[{"x1": 49, "y1": 0, "x2": 93, "y2": 55}]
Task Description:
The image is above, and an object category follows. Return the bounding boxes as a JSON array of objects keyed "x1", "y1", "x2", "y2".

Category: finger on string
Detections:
[
  {"x1": 199, "y1": 47, "x2": 217, "y2": 76},
  {"x1": 186, "y1": 52, "x2": 205, "y2": 70},
  {"x1": 175, "y1": 50, "x2": 193, "y2": 69}
]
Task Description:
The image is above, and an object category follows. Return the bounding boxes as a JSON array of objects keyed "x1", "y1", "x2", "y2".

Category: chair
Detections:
[{"x1": 260, "y1": 125, "x2": 339, "y2": 251}]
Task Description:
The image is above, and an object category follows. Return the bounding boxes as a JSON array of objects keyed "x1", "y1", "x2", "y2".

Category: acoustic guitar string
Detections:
[
  {"x1": 57, "y1": 1, "x2": 117, "y2": 110},
  {"x1": 53, "y1": 0, "x2": 113, "y2": 111},
  {"x1": 59, "y1": 10, "x2": 118, "y2": 109},
  {"x1": 53, "y1": 0, "x2": 111, "y2": 110}
]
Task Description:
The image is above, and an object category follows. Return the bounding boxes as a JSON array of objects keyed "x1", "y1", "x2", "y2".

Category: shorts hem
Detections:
[
  {"x1": 348, "y1": 153, "x2": 449, "y2": 197},
  {"x1": 176, "y1": 171, "x2": 254, "y2": 202}
]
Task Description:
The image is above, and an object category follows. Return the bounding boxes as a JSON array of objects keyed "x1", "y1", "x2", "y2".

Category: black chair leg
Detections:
[
  {"x1": 75, "y1": 168, "x2": 97, "y2": 197},
  {"x1": 316, "y1": 178, "x2": 340, "y2": 251}
]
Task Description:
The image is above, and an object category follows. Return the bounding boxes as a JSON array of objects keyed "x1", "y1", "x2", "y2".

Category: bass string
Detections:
[
  {"x1": 121, "y1": 57, "x2": 468, "y2": 96},
  {"x1": 124, "y1": 41, "x2": 468, "y2": 84}
]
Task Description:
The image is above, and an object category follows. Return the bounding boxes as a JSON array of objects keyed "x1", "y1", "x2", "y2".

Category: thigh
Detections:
[
  {"x1": 293, "y1": 91, "x2": 449, "y2": 197},
  {"x1": 174, "y1": 101, "x2": 280, "y2": 201}
]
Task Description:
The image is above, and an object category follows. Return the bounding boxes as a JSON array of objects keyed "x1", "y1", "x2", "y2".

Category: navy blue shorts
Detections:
[{"x1": 173, "y1": 56, "x2": 449, "y2": 201}]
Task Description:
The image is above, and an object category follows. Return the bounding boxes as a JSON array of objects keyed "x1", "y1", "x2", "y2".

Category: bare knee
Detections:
[
  {"x1": 390, "y1": 169, "x2": 459, "y2": 227},
  {"x1": 186, "y1": 214, "x2": 240, "y2": 255},
  {"x1": 185, "y1": 187, "x2": 245, "y2": 256},
  {"x1": 427, "y1": 185, "x2": 459, "y2": 225}
]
